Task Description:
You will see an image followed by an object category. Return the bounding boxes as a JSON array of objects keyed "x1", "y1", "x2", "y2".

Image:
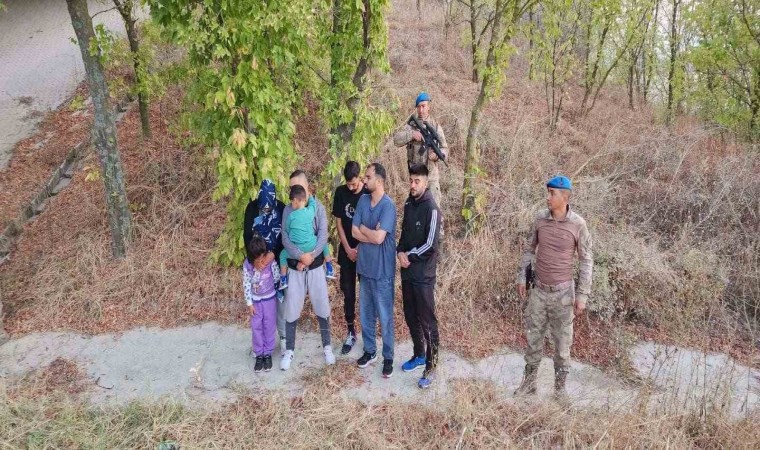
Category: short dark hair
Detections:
[
  {"x1": 289, "y1": 169, "x2": 307, "y2": 180},
  {"x1": 368, "y1": 162, "x2": 387, "y2": 181},
  {"x1": 343, "y1": 161, "x2": 361, "y2": 181},
  {"x1": 289, "y1": 184, "x2": 307, "y2": 201},
  {"x1": 408, "y1": 163, "x2": 429, "y2": 177},
  {"x1": 246, "y1": 236, "x2": 268, "y2": 262}
]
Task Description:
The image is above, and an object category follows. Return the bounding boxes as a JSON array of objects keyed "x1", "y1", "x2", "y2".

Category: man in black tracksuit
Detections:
[{"x1": 396, "y1": 163, "x2": 442, "y2": 389}]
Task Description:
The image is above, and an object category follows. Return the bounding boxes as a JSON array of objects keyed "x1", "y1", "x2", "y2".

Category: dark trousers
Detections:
[
  {"x1": 339, "y1": 264, "x2": 358, "y2": 331},
  {"x1": 401, "y1": 279, "x2": 439, "y2": 371}
]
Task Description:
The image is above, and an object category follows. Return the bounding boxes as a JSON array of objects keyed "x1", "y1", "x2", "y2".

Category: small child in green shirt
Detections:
[{"x1": 279, "y1": 185, "x2": 335, "y2": 289}]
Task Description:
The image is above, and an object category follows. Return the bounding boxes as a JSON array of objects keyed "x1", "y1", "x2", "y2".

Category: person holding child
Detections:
[
  {"x1": 279, "y1": 170, "x2": 336, "y2": 370},
  {"x1": 278, "y1": 184, "x2": 336, "y2": 289}
]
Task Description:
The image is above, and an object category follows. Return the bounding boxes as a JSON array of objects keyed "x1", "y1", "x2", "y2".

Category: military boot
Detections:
[
  {"x1": 514, "y1": 364, "x2": 538, "y2": 396},
  {"x1": 554, "y1": 368, "x2": 569, "y2": 403}
]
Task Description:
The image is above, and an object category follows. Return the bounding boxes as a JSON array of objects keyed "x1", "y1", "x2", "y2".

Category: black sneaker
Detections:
[
  {"x1": 382, "y1": 359, "x2": 394, "y2": 378},
  {"x1": 263, "y1": 355, "x2": 272, "y2": 372},
  {"x1": 357, "y1": 351, "x2": 377, "y2": 368},
  {"x1": 254, "y1": 356, "x2": 264, "y2": 373},
  {"x1": 341, "y1": 333, "x2": 356, "y2": 355}
]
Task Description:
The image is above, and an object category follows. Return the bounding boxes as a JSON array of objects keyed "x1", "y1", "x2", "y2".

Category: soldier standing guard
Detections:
[
  {"x1": 393, "y1": 92, "x2": 448, "y2": 207},
  {"x1": 514, "y1": 175, "x2": 593, "y2": 400}
]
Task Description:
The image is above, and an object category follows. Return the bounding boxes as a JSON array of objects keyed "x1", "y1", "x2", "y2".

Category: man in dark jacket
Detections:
[{"x1": 396, "y1": 163, "x2": 442, "y2": 389}]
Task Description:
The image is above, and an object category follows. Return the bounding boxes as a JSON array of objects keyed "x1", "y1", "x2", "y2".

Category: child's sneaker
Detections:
[
  {"x1": 323, "y1": 345, "x2": 336, "y2": 365},
  {"x1": 263, "y1": 355, "x2": 272, "y2": 372},
  {"x1": 280, "y1": 350, "x2": 294, "y2": 371},
  {"x1": 254, "y1": 356, "x2": 264, "y2": 373},
  {"x1": 325, "y1": 261, "x2": 337, "y2": 280},
  {"x1": 279, "y1": 274, "x2": 288, "y2": 290}
]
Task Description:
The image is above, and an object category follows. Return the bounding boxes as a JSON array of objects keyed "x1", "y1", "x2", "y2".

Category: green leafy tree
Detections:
[
  {"x1": 147, "y1": 0, "x2": 314, "y2": 265},
  {"x1": 687, "y1": 0, "x2": 760, "y2": 140},
  {"x1": 578, "y1": 0, "x2": 652, "y2": 115},
  {"x1": 318, "y1": 0, "x2": 395, "y2": 188},
  {"x1": 461, "y1": 0, "x2": 539, "y2": 230},
  {"x1": 530, "y1": 0, "x2": 580, "y2": 130},
  {"x1": 148, "y1": 0, "x2": 392, "y2": 264}
]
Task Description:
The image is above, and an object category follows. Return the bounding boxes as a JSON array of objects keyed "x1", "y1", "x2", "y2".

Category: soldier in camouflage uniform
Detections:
[
  {"x1": 393, "y1": 92, "x2": 448, "y2": 207},
  {"x1": 515, "y1": 175, "x2": 593, "y2": 399}
]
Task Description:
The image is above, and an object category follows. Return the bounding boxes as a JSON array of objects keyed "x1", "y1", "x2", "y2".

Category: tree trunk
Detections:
[
  {"x1": 462, "y1": 0, "x2": 505, "y2": 226},
  {"x1": 627, "y1": 61, "x2": 634, "y2": 109},
  {"x1": 470, "y1": 3, "x2": 479, "y2": 82},
  {"x1": 666, "y1": 0, "x2": 679, "y2": 126},
  {"x1": 528, "y1": 7, "x2": 534, "y2": 80},
  {"x1": 115, "y1": 0, "x2": 151, "y2": 139},
  {"x1": 0, "y1": 289, "x2": 6, "y2": 344},
  {"x1": 67, "y1": 0, "x2": 132, "y2": 258},
  {"x1": 581, "y1": 23, "x2": 609, "y2": 114},
  {"x1": 644, "y1": 0, "x2": 659, "y2": 103}
]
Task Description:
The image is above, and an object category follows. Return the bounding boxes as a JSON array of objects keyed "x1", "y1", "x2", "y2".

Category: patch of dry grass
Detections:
[{"x1": 1, "y1": 376, "x2": 758, "y2": 448}]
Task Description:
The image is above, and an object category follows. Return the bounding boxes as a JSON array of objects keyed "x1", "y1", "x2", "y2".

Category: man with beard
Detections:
[
  {"x1": 352, "y1": 163, "x2": 397, "y2": 378},
  {"x1": 396, "y1": 163, "x2": 442, "y2": 389}
]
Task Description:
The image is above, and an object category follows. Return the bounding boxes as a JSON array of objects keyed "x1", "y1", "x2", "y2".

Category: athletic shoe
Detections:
[
  {"x1": 341, "y1": 333, "x2": 356, "y2": 355},
  {"x1": 325, "y1": 262, "x2": 337, "y2": 280},
  {"x1": 357, "y1": 351, "x2": 377, "y2": 368},
  {"x1": 418, "y1": 369, "x2": 434, "y2": 389},
  {"x1": 382, "y1": 359, "x2": 394, "y2": 378},
  {"x1": 254, "y1": 356, "x2": 264, "y2": 373},
  {"x1": 263, "y1": 354, "x2": 272, "y2": 372},
  {"x1": 324, "y1": 345, "x2": 336, "y2": 365},
  {"x1": 279, "y1": 274, "x2": 288, "y2": 290},
  {"x1": 280, "y1": 336, "x2": 287, "y2": 356},
  {"x1": 280, "y1": 350, "x2": 294, "y2": 371},
  {"x1": 401, "y1": 355, "x2": 426, "y2": 372}
]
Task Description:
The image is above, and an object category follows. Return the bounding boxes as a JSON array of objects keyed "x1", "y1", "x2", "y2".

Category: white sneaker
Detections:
[
  {"x1": 280, "y1": 336, "x2": 287, "y2": 356},
  {"x1": 324, "y1": 345, "x2": 336, "y2": 365},
  {"x1": 280, "y1": 350, "x2": 294, "y2": 371}
]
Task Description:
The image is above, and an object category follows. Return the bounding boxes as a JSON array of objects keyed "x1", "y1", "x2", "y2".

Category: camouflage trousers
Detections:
[{"x1": 523, "y1": 280, "x2": 575, "y2": 371}]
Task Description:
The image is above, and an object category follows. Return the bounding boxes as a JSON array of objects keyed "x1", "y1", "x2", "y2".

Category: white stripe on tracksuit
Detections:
[{"x1": 408, "y1": 209, "x2": 437, "y2": 257}]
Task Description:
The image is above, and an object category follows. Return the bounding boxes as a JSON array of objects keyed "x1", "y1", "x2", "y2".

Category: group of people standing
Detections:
[{"x1": 241, "y1": 91, "x2": 593, "y2": 397}]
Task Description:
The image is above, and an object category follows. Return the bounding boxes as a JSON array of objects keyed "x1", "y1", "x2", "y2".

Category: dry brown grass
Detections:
[
  {"x1": 8, "y1": 357, "x2": 89, "y2": 399},
  {"x1": 2, "y1": 375, "x2": 758, "y2": 449}
]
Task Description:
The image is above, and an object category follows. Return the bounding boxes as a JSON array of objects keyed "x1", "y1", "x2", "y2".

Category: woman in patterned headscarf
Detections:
[{"x1": 244, "y1": 179, "x2": 285, "y2": 259}]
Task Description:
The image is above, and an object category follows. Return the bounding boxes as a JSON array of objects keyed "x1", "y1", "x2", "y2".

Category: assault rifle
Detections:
[
  {"x1": 408, "y1": 115, "x2": 448, "y2": 167},
  {"x1": 524, "y1": 262, "x2": 535, "y2": 290}
]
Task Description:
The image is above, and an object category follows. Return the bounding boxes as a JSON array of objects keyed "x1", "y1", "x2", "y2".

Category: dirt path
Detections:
[
  {"x1": 1, "y1": 323, "x2": 756, "y2": 418},
  {"x1": 0, "y1": 0, "x2": 127, "y2": 168}
]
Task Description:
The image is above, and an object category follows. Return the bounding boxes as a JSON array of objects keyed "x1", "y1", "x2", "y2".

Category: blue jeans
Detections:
[{"x1": 359, "y1": 276, "x2": 395, "y2": 360}]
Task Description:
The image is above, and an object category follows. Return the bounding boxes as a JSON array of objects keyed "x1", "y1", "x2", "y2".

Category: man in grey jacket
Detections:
[{"x1": 279, "y1": 170, "x2": 335, "y2": 370}]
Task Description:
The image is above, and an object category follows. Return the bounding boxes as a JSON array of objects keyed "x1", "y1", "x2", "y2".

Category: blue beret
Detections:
[
  {"x1": 546, "y1": 175, "x2": 572, "y2": 190},
  {"x1": 415, "y1": 92, "x2": 431, "y2": 106}
]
